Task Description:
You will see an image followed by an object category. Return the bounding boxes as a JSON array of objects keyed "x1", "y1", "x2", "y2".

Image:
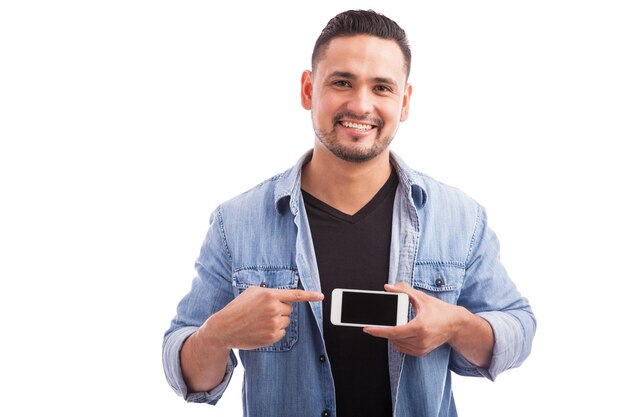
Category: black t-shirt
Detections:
[{"x1": 303, "y1": 170, "x2": 398, "y2": 417}]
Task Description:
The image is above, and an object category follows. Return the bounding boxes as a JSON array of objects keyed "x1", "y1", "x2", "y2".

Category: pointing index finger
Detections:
[{"x1": 271, "y1": 289, "x2": 324, "y2": 303}]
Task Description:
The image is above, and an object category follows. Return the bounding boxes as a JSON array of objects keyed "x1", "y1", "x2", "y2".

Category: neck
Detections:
[{"x1": 301, "y1": 143, "x2": 393, "y2": 215}]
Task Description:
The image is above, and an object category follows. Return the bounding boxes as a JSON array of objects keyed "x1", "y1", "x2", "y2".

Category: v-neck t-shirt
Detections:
[{"x1": 302, "y1": 169, "x2": 398, "y2": 417}]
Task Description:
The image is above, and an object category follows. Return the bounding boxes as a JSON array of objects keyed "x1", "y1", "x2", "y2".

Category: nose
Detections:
[{"x1": 346, "y1": 86, "x2": 374, "y2": 116}]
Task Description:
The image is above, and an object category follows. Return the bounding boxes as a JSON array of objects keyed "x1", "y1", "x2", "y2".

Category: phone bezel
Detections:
[{"x1": 330, "y1": 288, "x2": 409, "y2": 327}]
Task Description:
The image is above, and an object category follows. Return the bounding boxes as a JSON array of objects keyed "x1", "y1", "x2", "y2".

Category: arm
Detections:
[
  {"x1": 451, "y1": 205, "x2": 536, "y2": 379},
  {"x1": 162, "y1": 207, "x2": 237, "y2": 403},
  {"x1": 164, "y1": 206, "x2": 325, "y2": 400},
  {"x1": 365, "y1": 206, "x2": 535, "y2": 378},
  {"x1": 363, "y1": 283, "x2": 494, "y2": 368},
  {"x1": 180, "y1": 317, "x2": 231, "y2": 393},
  {"x1": 181, "y1": 287, "x2": 324, "y2": 392},
  {"x1": 447, "y1": 304, "x2": 494, "y2": 368}
]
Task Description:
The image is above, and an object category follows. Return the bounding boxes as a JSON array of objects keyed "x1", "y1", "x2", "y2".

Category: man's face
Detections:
[{"x1": 301, "y1": 35, "x2": 412, "y2": 163}]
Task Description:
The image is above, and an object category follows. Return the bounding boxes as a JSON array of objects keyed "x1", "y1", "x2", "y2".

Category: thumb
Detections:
[
  {"x1": 384, "y1": 282, "x2": 421, "y2": 309},
  {"x1": 384, "y1": 282, "x2": 413, "y2": 293}
]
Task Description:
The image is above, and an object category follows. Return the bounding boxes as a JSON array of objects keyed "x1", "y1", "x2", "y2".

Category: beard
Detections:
[{"x1": 313, "y1": 111, "x2": 394, "y2": 163}]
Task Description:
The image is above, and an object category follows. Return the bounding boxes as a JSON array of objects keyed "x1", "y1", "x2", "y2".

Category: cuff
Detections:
[
  {"x1": 475, "y1": 311, "x2": 524, "y2": 381},
  {"x1": 162, "y1": 326, "x2": 237, "y2": 404}
]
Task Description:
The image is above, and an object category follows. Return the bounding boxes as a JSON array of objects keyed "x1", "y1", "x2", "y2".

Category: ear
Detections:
[
  {"x1": 301, "y1": 70, "x2": 313, "y2": 110},
  {"x1": 400, "y1": 83, "x2": 412, "y2": 122}
]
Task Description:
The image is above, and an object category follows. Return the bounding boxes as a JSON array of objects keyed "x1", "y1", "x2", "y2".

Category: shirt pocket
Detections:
[
  {"x1": 411, "y1": 264, "x2": 465, "y2": 306},
  {"x1": 232, "y1": 268, "x2": 300, "y2": 352}
]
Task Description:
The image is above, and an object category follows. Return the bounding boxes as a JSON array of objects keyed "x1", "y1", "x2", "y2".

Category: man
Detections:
[{"x1": 163, "y1": 10, "x2": 535, "y2": 417}]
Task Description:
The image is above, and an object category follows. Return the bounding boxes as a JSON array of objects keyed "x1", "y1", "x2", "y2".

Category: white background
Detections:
[{"x1": 1, "y1": 1, "x2": 624, "y2": 415}]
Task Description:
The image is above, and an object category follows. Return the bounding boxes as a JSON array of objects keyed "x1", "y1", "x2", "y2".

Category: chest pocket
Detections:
[
  {"x1": 232, "y1": 268, "x2": 300, "y2": 352},
  {"x1": 411, "y1": 264, "x2": 465, "y2": 307}
]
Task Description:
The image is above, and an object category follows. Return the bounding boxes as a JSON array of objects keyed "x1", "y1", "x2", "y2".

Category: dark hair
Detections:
[{"x1": 312, "y1": 10, "x2": 411, "y2": 78}]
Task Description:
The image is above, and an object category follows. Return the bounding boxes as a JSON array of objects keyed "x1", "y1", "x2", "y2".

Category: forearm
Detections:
[
  {"x1": 180, "y1": 315, "x2": 231, "y2": 393},
  {"x1": 448, "y1": 306, "x2": 494, "y2": 368}
]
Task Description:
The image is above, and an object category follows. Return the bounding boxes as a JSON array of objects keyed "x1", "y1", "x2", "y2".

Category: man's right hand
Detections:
[
  {"x1": 204, "y1": 286, "x2": 324, "y2": 350},
  {"x1": 181, "y1": 286, "x2": 324, "y2": 393}
]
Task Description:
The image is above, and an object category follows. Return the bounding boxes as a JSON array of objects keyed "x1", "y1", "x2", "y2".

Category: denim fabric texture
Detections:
[{"x1": 163, "y1": 150, "x2": 536, "y2": 417}]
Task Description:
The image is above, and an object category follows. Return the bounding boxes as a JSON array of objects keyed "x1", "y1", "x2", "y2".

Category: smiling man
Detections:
[{"x1": 163, "y1": 10, "x2": 536, "y2": 417}]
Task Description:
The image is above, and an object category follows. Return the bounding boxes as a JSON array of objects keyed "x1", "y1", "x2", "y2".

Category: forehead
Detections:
[{"x1": 315, "y1": 35, "x2": 407, "y2": 82}]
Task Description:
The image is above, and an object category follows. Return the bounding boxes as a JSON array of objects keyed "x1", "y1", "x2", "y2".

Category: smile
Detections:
[{"x1": 339, "y1": 121, "x2": 375, "y2": 131}]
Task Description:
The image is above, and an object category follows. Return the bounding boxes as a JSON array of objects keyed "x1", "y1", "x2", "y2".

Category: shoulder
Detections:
[
  {"x1": 400, "y1": 164, "x2": 481, "y2": 216},
  {"x1": 212, "y1": 173, "x2": 284, "y2": 228},
  {"x1": 397, "y1": 162, "x2": 486, "y2": 264},
  {"x1": 221, "y1": 172, "x2": 284, "y2": 210},
  {"x1": 215, "y1": 170, "x2": 293, "y2": 234}
]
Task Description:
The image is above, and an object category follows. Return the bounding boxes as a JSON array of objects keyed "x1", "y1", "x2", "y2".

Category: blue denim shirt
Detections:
[{"x1": 163, "y1": 151, "x2": 536, "y2": 417}]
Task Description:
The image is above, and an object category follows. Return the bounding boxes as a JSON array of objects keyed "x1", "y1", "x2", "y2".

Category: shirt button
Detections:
[
  {"x1": 321, "y1": 411, "x2": 330, "y2": 417},
  {"x1": 319, "y1": 355, "x2": 326, "y2": 363},
  {"x1": 435, "y1": 277, "x2": 444, "y2": 287},
  {"x1": 260, "y1": 282, "x2": 267, "y2": 288}
]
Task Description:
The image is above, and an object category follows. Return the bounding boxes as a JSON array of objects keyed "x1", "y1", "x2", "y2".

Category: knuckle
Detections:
[
  {"x1": 268, "y1": 303, "x2": 282, "y2": 315},
  {"x1": 271, "y1": 329, "x2": 286, "y2": 342}
]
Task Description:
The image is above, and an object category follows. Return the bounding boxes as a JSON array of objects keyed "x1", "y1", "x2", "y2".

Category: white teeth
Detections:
[{"x1": 341, "y1": 121, "x2": 374, "y2": 131}]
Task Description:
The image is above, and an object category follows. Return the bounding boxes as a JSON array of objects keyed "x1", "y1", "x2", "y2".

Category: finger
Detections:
[
  {"x1": 363, "y1": 325, "x2": 399, "y2": 339},
  {"x1": 364, "y1": 322, "x2": 417, "y2": 340},
  {"x1": 271, "y1": 288, "x2": 324, "y2": 303},
  {"x1": 276, "y1": 302, "x2": 293, "y2": 316},
  {"x1": 391, "y1": 340, "x2": 427, "y2": 357},
  {"x1": 268, "y1": 329, "x2": 287, "y2": 345},
  {"x1": 278, "y1": 315, "x2": 291, "y2": 330}
]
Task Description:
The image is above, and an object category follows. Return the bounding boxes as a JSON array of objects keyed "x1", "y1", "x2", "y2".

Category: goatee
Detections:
[{"x1": 313, "y1": 111, "x2": 392, "y2": 163}]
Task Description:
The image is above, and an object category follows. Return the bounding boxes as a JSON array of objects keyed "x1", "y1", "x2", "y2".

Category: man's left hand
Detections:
[{"x1": 363, "y1": 282, "x2": 464, "y2": 357}]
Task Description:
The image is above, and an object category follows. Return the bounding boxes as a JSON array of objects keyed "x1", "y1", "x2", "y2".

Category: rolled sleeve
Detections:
[
  {"x1": 163, "y1": 206, "x2": 238, "y2": 404},
  {"x1": 162, "y1": 326, "x2": 238, "y2": 404},
  {"x1": 476, "y1": 311, "x2": 526, "y2": 380},
  {"x1": 449, "y1": 310, "x2": 533, "y2": 380},
  {"x1": 450, "y1": 205, "x2": 536, "y2": 380}
]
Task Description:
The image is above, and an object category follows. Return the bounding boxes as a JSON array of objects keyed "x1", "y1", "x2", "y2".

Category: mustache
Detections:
[{"x1": 332, "y1": 111, "x2": 384, "y2": 128}]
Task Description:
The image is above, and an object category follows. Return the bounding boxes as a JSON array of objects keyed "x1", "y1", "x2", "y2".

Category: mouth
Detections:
[
  {"x1": 338, "y1": 120, "x2": 376, "y2": 131},
  {"x1": 331, "y1": 112, "x2": 383, "y2": 137}
]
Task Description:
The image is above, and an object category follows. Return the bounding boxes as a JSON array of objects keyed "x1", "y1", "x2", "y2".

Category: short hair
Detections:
[{"x1": 312, "y1": 10, "x2": 411, "y2": 79}]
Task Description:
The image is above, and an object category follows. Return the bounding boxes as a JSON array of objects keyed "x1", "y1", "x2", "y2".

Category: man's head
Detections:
[
  {"x1": 312, "y1": 10, "x2": 411, "y2": 80},
  {"x1": 301, "y1": 10, "x2": 412, "y2": 164}
]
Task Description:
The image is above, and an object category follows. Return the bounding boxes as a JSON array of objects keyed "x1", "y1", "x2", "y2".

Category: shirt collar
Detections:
[{"x1": 273, "y1": 149, "x2": 428, "y2": 214}]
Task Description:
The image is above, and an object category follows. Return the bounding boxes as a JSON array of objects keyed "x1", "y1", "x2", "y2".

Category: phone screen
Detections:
[{"x1": 341, "y1": 291, "x2": 398, "y2": 326}]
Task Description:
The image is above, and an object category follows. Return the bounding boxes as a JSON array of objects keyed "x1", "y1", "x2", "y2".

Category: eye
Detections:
[
  {"x1": 374, "y1": 85, "x2": 392, "y2": 93},
  {"x1": 332, "y1": 80, "x2": 351, "y2": 88}
]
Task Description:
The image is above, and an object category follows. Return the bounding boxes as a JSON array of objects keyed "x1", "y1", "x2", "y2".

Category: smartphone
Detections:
[{"x1": 330, "y1": 288, "x2": 409, "y2": 328}]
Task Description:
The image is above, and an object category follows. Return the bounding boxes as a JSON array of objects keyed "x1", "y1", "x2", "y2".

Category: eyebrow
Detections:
[
  {"x1": 328, "y1": 71, "x2": 356, "y2": 80},
  {"x1": 327, "y1": 71, "x2": 399, "y2": 89},
  {"x1": 372, "y1": 77, "x2": 398, "y2": 89}
]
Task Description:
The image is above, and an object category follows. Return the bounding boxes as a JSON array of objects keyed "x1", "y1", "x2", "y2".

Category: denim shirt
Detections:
[{"x1": 163, "y1": 151, "x2": 536, "y2": 417}]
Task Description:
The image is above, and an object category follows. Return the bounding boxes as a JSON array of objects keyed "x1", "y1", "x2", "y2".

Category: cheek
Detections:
[
  {"x1": 381, "y1": 105, "x2": 403, "y2": 127},
  {"x1": 312, "y1": 95, "x2": 339, "y2": 121},
  {"x1": 316, "y1": 93, "x2": 340, "y2": 111}
]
